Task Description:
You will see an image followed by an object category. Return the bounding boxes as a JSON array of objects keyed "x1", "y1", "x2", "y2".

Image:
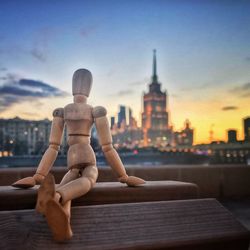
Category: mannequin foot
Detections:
[
  {"x1": 45, "y1": 199, "x2": 73, "y2": 241},
  {"x1": 36, "y1": 173, "x2": 55, "y2": 214}
]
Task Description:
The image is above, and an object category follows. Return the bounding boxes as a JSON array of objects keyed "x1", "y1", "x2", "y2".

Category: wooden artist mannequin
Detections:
[{"x1": 12, "y1": 69, "x2": 145, "y2": 241}]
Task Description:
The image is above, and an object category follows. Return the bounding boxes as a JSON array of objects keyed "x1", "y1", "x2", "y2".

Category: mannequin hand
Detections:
[
  {"x1": 118, "y1": 175, "x2": 145, "y2": 187},
  {"x1": 33, "y1": 173, "x2": 45, "y2": 184},
  {"x1": 12, "y1": 173, "x2": 45, "y2": 188},
  {"x1": 12, "y1": 176, "x2": 36, "y2": 189}
]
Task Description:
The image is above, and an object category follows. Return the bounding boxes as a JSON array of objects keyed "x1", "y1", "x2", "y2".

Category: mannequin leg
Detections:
[
  {"x1": 56, "y1": 168, "x2": 80, "y2": 218},
  {"x1": 57, "y1": 168, "x2": 80, "y2": 188},
  {"x1": 36, "y1": 174, "x2": 72, "y2": 241},
  {"x1": 36, "y1": 166, "x2": 98, "y2": 241},
  {"x1": 36, "y1": 169, "x2": 79, "y2": 214},
  {"x1": 56, "y1": 165, "x2": 98, "y2": 204}
]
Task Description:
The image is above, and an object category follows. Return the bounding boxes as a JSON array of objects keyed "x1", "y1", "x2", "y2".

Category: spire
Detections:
[
  {"x1": 152, "y1": 49, "x2": 158, "y2": 82},
  {"x1": 149, "y1": 49, "x2": 161, "y2": 93}
]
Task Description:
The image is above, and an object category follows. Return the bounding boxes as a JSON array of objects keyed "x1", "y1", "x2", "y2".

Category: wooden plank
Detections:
[
  {"x1": 0, "y1": 181, "x2": 199, "y2": 210},
  {"x1": 2, "y1": 165, "x2": 250, "y2": 199},
  {"x1": 0, "y1": 199, "x2": 249, "y2": 250}
]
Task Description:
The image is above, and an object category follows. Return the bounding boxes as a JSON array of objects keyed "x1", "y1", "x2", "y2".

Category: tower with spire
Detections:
[{"x1": 142, "y1": 50, "x2": 169, "y2": 146}]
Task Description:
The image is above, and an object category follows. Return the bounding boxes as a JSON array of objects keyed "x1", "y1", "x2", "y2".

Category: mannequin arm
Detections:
[
  {"x1": 93, "y1": 106, "x2": 145, "y2": 186},
  {"x1": 34, "y1": 109, "x2": 64, "y2": 182},
  {"x1": 12, "y1": 108, "x2": 64, "y2": 188}
]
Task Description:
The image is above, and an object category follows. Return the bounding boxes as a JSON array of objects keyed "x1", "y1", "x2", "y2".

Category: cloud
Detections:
[
  {"x1": 221, "y1": 106, "x2": 239, "y2": 111},
  {"x1": 29, "y1": 28, "x2": 52, "y2": 62},
  {"x1": 117, "y1": 90, "x2": 134, "y2": 96},
  {"x1": 30, "y1": 48, "x2": 46, "y2": 62},
  {"x1": 21, "y1": 112, "x2": 38, "y2": 116},
  {"x1": 110, "y1": 89, "x2": 134, "y2": 97},
  {"x1": 0, "y1": 43, "x2": 47, "y2": 63},
  {"x1": 180, "y1": 83, "x2": 210, "y2": 92},
  {"x1": 0, "y1": 67, "x2": 7, "y2": 71},
  {"x1": 129, "y1": 77, "x2": 150, "y2": 86},
  {"x1": 241, "y1": 93, "x2": 250, "y2": 98},
  {"x1": 80, "y1": 25, "x2": 97, "y2": 38},
  {"x1": 245, "y1": 56, "x2": 250, "y2": 62},
  {"x1": 0, "y1": 27, "x2": 54, "y2": 62},
  {"x1": 230, "y1": 82, "x2": 250, "y2": 98},
  {"x1": 0, "y1": 28, "x2": 54, "y2": 62},
  {"x1": 0, "y1": 74, "x2": 69, "y2": 112},
  {"x1": 171, "y1": 94, "x2": 179, "y2": 98}
]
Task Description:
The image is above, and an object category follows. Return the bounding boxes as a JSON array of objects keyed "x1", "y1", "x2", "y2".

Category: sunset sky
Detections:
[{"x1": 0, "y1": 0, "x2": 250, "y2": 144}]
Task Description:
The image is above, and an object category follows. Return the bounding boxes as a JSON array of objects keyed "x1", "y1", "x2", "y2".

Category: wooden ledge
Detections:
[
  {"x1": 0, "y1": 199, "x2": 249, "y2": 249},
  {"x1": 0, "y1": 181, "x2": 199, "y2": 210}
]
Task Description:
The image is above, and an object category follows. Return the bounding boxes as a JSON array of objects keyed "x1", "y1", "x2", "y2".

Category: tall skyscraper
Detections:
[
  {"x1": 142, "y1": 50, "x2": 169, "y2": 146},
  {"x1": 243, "y1": 117, "x2": 250, "y2": 142},
  {"x1": 128, "y1": 108, "x2": 132, "y2": 127},
  {"x1": 117, "y1": 105, "x2": 126, "y2": 128},
  {"x1": 110, "y1": 116, "x2": 115, "y2": 129}
]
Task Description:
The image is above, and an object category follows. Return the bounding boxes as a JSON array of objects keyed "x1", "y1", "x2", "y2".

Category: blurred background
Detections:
[{"x1": 0, "y1": 0, "x2": 250, "y2": 167}]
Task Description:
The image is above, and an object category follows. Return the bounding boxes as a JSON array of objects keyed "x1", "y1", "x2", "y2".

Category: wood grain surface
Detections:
[
  {"x1": 0, "y1": 199, "x2": 249, "y2": 250},
  {"x1": 0, "y1": 181, "x2": 199, "y2": 210}
]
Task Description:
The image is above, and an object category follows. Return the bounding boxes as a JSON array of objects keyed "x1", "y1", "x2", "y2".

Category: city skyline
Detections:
[{"x1": 0, "y1": 1, "x2": 250, "y2": 144}]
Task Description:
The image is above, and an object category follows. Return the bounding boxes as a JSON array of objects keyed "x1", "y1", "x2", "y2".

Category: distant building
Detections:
[
  {"x1": 227, "y1": 129, "x2": 237, "y2": 143},
  {"x1": 117, "y1": 105, "x2": 126, "y2": 128},
  {"x1": 111, "y1": 106, "x2": 143, "y2": 148},
  {"x1": 112, "y1": 128, "x2": 143, "y2": 149},
  {"x1": 243, "y1": 117, "x2": 250, "y2": 142},
  {"x1": 141, "y1": 50, "x2": 170, "y2": 146},
  {"x1": 0, "y1": 117, "x2": 50, "y2": 155},
  {"x1": 181, "y1": 120, "x2": 194, "y2": 146},
  {"x1": 174, "y1": 120, "x2": 194, "y2": 146},
  {"x1": 0, "y1": 117, "x2": 67, "y2": 156},
  {"x1": 128, "y1": 108, "x2": 133, "y2": 127},
  {"x1": 110, "y1": 116, "x2": 115, "y2": 129}
]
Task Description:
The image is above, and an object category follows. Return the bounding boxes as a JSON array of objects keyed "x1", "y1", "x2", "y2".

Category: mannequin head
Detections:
[{"x1": 72, "y1": 69, "x2": 92, "y2": 97}]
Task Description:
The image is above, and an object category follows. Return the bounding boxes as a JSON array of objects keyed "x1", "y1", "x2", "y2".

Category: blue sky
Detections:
[{"x1": 0, "y1": 0, "x2": 250, "y2": 143}]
